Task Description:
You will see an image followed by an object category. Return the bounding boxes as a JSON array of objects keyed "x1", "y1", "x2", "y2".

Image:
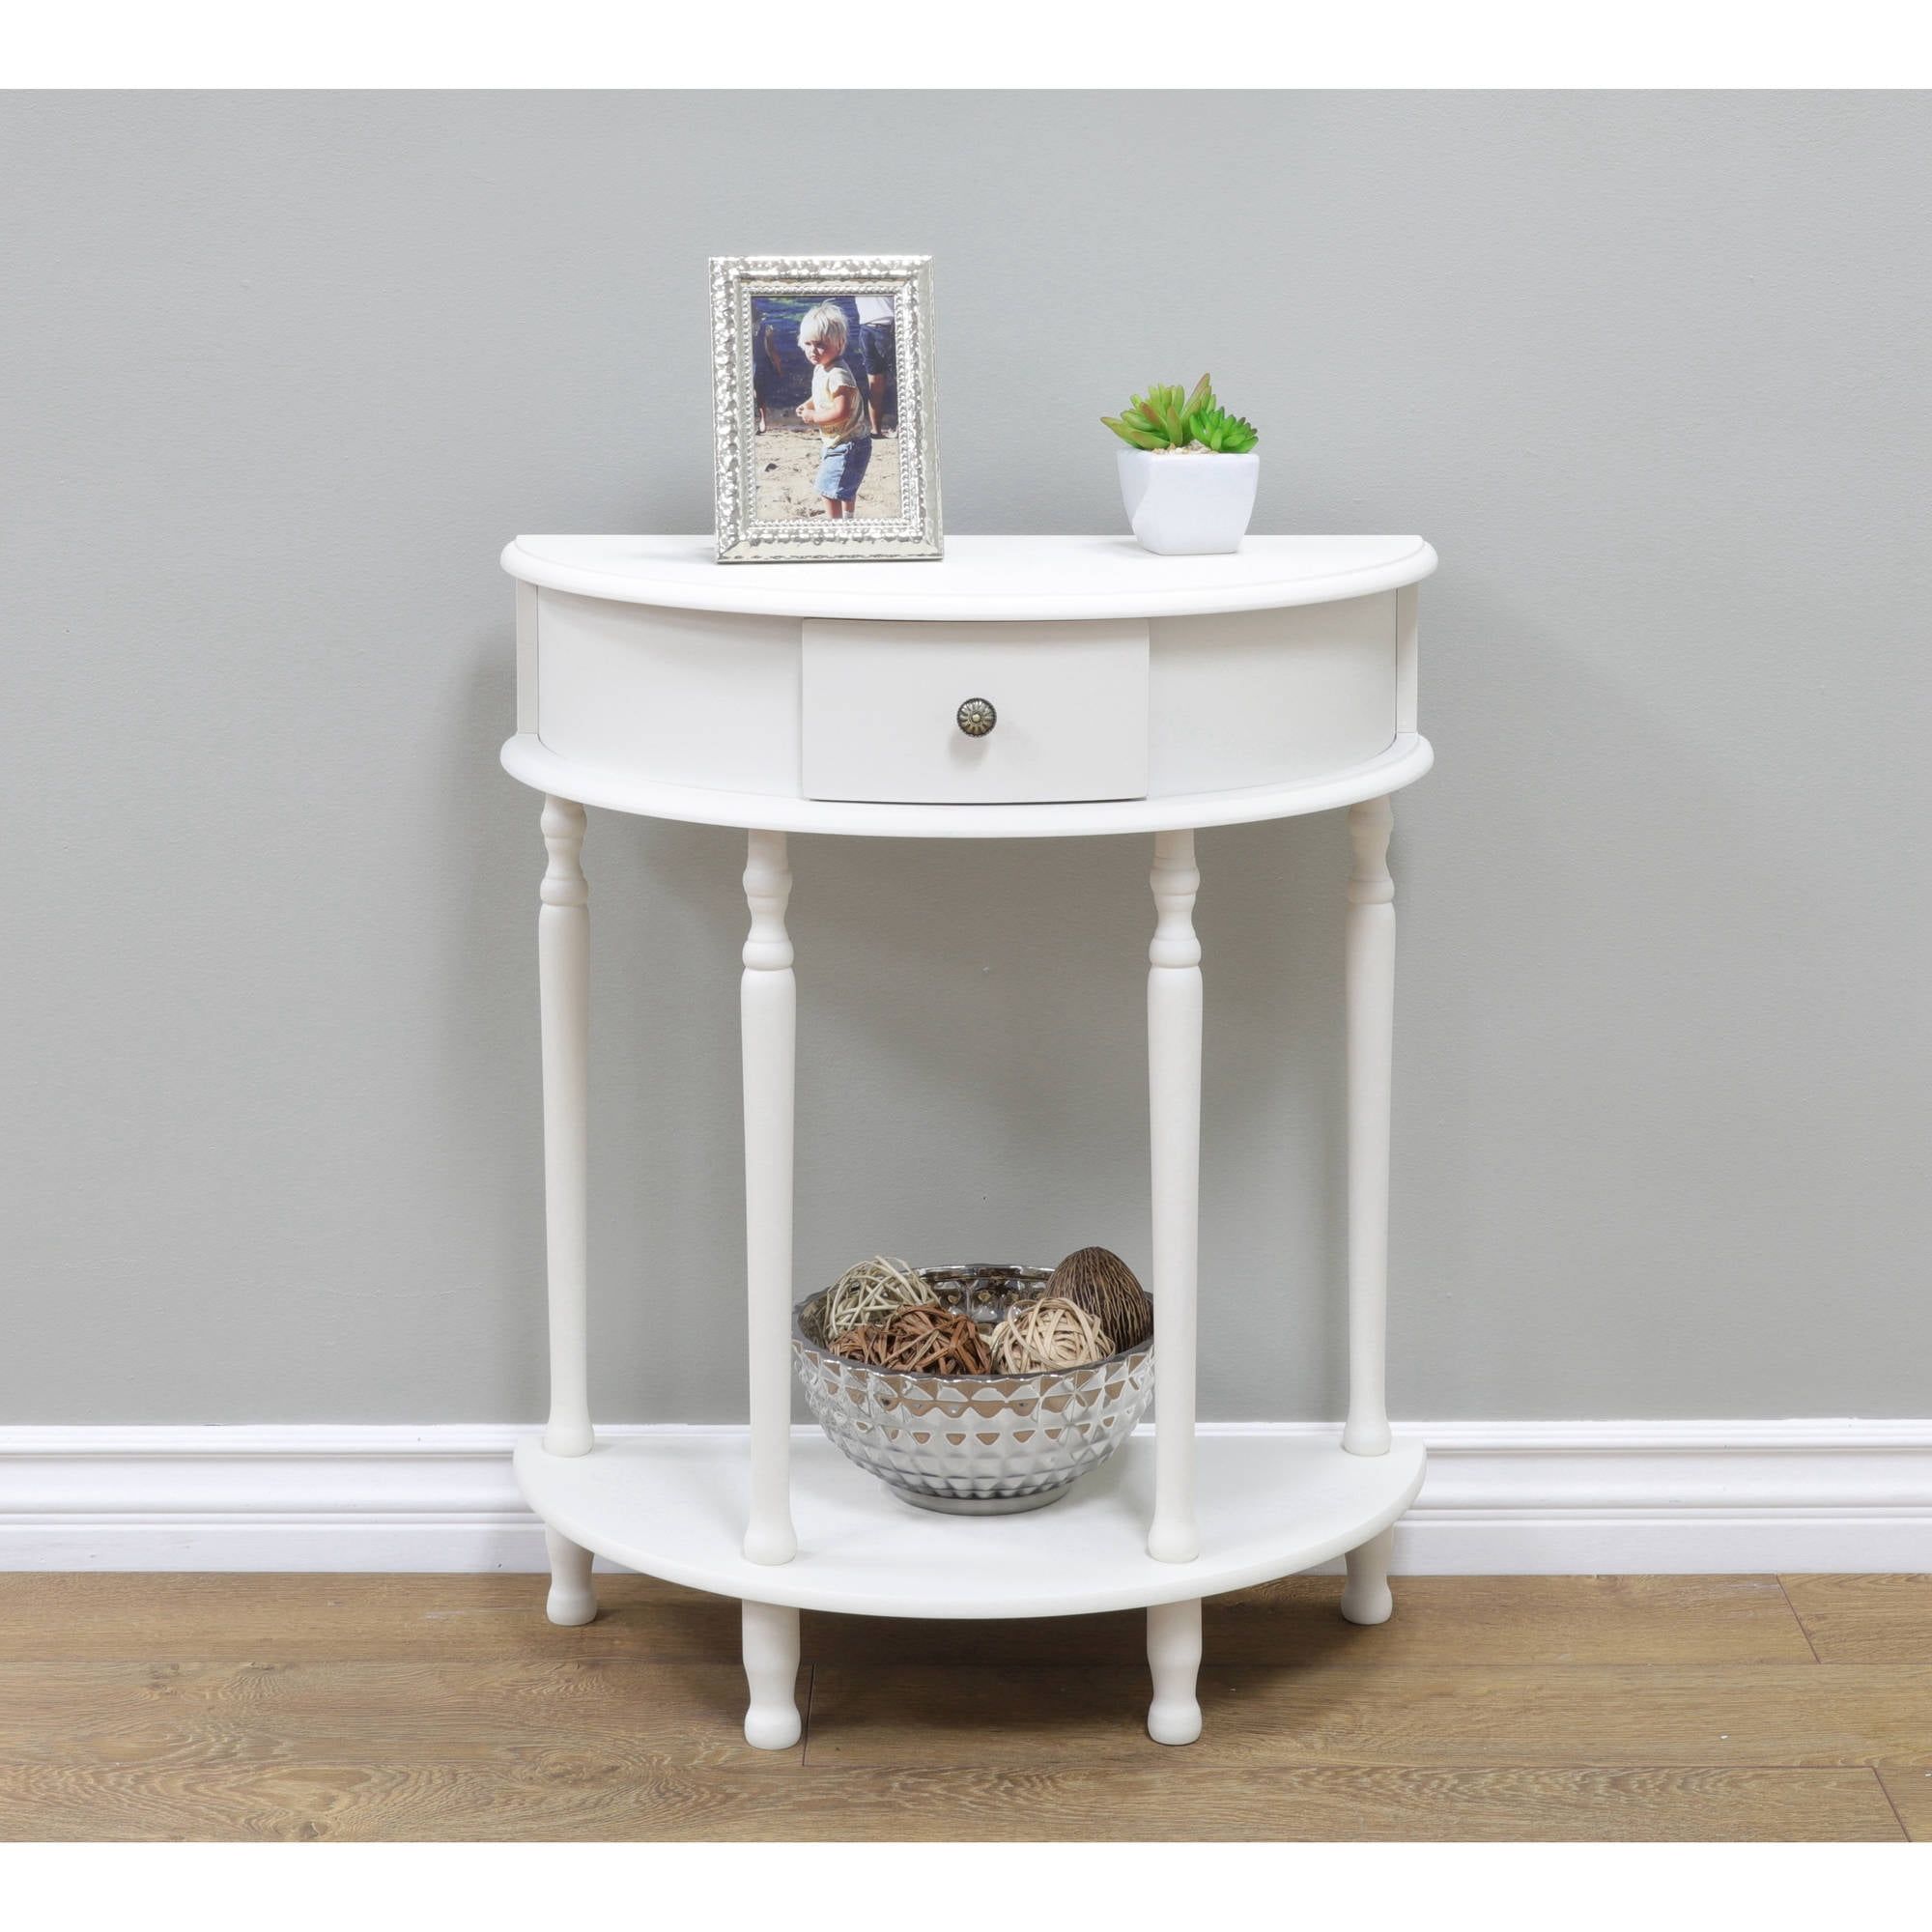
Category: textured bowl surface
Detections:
[{"x1": 792, "y1": 1263, "x2": 1155, "y2": 1514}]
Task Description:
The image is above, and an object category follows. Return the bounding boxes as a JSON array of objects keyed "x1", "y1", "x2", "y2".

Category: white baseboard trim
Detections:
[{"x1": 3, "y1": 1421, "x2": 1928, "y2": 1575}]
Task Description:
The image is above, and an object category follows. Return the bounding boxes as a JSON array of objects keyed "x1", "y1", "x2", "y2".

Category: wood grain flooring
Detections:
[{"x1": 0, "y1": 1573, "x2": 1922, "y2": 1841}]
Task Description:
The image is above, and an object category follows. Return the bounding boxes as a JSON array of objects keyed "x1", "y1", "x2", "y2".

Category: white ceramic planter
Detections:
[{"x1": 1117, "y1": 447, "x2": 1261, "y2": 555}]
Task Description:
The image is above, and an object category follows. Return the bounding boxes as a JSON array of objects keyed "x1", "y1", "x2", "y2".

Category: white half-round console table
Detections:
[{"x1": 499, "y1": 532, "x2": 1436, "y2": 1749}]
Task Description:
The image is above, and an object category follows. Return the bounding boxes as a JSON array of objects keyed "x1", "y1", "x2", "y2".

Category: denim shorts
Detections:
[
  {"x1": 859, "y1": 321, "x2": 895, "y2": 380},
  {"x1": 814, "y1": 436, "x2": 872, "y2": 502}
]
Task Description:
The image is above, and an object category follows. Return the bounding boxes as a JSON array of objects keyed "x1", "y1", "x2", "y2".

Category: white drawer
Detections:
[{"x1": 801, "y1": 619, "x2": 1150, "y2": 805}]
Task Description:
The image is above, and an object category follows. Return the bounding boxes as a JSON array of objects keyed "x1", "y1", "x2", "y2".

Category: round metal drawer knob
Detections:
[{"x1": 955, "y1": 697, "x2": 997, "y2": 738}]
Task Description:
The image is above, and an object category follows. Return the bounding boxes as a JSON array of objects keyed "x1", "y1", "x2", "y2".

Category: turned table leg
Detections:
[
  {"x1": 537, "y1": 796, "x2": 597, "y2": 1624},
  {"x1": 539, "y1": 796, "x2": 593, "y2": 1459},
  {"x1": 741, "y1": 1600, "x2": 802, "y2": 1749},
  {"x1": 1343, "y1": 794, "x2": 1399, "y2": 1623},
  {"x1": 1146, "y1": 1597, "x2": 1204, "y2": 1745},
  {"x1": 1147, "y1": 828, "x2": 1202, "y2": 1565},
  {"x1": 1344, "y1": 796, "x2": 1395, "y2": 1460},
  {"x1": 741, "y1": 830, "x2": 799, "y2": 1566}
]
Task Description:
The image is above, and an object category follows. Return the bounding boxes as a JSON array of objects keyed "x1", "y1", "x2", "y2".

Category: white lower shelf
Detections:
[{"x1": 515, "y1": 1431, "x2": 1426, "y2": 1619}]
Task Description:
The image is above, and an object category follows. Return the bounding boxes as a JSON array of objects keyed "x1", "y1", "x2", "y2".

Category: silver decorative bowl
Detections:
[{"x1": 791, "y1": 1262, "x2": 1156, "y2": 1516}]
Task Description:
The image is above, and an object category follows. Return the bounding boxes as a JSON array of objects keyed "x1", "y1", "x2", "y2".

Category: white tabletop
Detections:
[{"x1": 502, "y1": 532, "x2": 1436, "y2": 622}]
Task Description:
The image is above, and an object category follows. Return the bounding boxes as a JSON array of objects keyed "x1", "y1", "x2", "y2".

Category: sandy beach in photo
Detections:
[{"x1": 753, "y1": 421, "x2": 903, "y2": 522}]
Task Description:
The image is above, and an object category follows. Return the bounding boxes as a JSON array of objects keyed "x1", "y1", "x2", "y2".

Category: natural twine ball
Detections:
[
  {"x1": 987, "y1": 1295, "x2": 1112, "y2": 1374},
  {"x1": 833, "y1": 1303, "x2": 991, "y2": 1378},
  {"x1": 821, "y1": 1255, "x2": 927, "y2": 1342},
  {"x1": 1046, "y1": 1247, "x2": 1153, "y2": 1350}
]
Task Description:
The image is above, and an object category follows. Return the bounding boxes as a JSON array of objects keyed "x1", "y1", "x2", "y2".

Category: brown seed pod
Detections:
[{"x1": 1046, "y1": 1246, "x2": 1152, "y2": 1350}]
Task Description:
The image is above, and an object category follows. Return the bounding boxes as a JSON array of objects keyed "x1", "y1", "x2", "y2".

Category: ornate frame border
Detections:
[{"x1": 710, "y1": 255, "x2": 942, "y2": 563}]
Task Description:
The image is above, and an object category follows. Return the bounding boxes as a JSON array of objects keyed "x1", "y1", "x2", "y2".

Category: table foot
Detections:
[
  {"x1": 742, "y1": 1600, "x2": 802, "y2": 1749},
  {"x1": 543, "y1": 1526, "x2": 597, "y2": 1627},
  {"x1": 1340, "y1": 1524, "x2": 1396, "y2": 1625},
  {"x1": 1146, "y1": 1597, "x2": 1203, "y2": 1746}
]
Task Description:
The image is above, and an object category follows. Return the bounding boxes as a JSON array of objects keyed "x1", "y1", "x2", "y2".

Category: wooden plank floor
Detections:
[{"x1": 0, "y1": 1573, "x2": 1924, "y2": 1841}]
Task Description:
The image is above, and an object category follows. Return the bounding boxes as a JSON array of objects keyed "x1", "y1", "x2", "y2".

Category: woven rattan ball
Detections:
[
  {"x1": 987, "y1": 1295, "x2": 1113, "y2": 1374},
  {"x1": 834, "y1": 1303, "x2": 991, "y2": 1378},
  {"x1": 820, "y1": 1255, "x2": 927, "y2": 1342},
  {"x1": 1046, "y1": 1246, "x2": 1152, "y2": 1350}
]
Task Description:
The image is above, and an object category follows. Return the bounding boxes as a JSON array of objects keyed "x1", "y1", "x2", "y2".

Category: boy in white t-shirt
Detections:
[{"x1": 794, "y1": 302, "x2": 872, "y2": 520}]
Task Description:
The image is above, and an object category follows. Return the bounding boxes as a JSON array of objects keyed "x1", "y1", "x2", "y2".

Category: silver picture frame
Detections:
[{"x1": 709, "y1": 254, "x2": 942, "y2": 563}]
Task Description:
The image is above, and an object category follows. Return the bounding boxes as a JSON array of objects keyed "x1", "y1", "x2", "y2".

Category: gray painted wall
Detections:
[{"x1": 5, "y1": 91, "x2": 1927, "y2": 1426}]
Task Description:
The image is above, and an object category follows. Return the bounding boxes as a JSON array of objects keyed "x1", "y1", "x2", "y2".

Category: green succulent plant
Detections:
[
  {"x1": 1186, "y1": 401, "x2": 1260, "y2": 453},
  {"x1": 1102, "y1": 374, "x2": 1259, "y2": 454}
]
